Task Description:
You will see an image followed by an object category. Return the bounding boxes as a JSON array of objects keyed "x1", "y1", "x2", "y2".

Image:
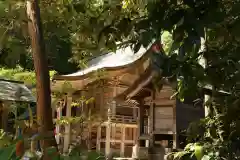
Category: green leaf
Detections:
[
  {"x1": 173, "y1": 151, "x2": 189, "y2": 159},
  {"x1": 184, "y1": 143, "x2": 195, "y2": 152},
  {"x1": 168, "y1": 41, "x2": 181, "y2": 55},
  {"x1": 201, "y1": 155, "x2": 211, "y2": 160},
  {"x1": 194, "y1": 144, "x2": 203, "y2": 160},
  {"x1": 0, "y1": 144, "x2": 16, "y2": 159}
]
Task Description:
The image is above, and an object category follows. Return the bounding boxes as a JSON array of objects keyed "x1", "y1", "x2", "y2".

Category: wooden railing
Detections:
[{"x1": 108, "y1": 115, "x2": 137, "y2": 124}]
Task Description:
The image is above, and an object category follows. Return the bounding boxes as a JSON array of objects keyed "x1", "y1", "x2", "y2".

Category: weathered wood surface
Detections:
[{"x1": 154, "y1": 106, "x2": 175, "y2": 133}]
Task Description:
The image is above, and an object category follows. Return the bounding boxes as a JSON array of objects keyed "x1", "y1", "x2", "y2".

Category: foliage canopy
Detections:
[
  {"x1": 1, "y1": 0, "x2": 240, "y2": 159},
  {"x1": 77, "y1": 0, "x2": 240, "y2": 159}
]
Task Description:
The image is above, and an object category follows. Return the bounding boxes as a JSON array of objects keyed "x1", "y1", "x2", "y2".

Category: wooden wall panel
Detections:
[{"x1": 154, "y1": 106, "x2": 174, "y2": 133}]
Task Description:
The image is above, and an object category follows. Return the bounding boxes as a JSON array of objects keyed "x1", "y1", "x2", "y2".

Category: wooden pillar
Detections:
[
  {"x1": 100, "y1": 87, "x2": 104, "y2": 116},
  {"x1": 63, "y1": 93, "x2": 72, "y2": 153},
  {"x1": 88, "y1": 125, "x2": 92, "y2": 151},
  {"x1": 105, "y1": 125, "x2": 111, "y2": 158},
  {"x1": 96, "y1": 85, "x2": 104, "y2": 153},
  {"x1": 120, "y1": 126, "x2": 126, "y2": 157},
  {"x1": 105, "y1": 84, "x2": 117, "y2": 157},
  {"x1": 1, "y1": 103, "x2": 9, "y2": 131},
  {"x1": 96, "y1": 126, "x2": 101, "y2": 152},
  {"x1": 133, "y1": 106, "x2": 138, "y2": 144},
  {"x1": 146, "y1": 111, "x2": 150, "y2": 147},
  {"x1": 133, "y1": 127, "x2": 137, "y2": 143},
  {"x1": 88, "y1": 106, "x2": 92, "y2": 151},
  {"x1": 112, "y1": 86, "x2": 117, "y2": 152},
  {"x1": 112, "y1": 86, "x2": 117, "y2": 115},
  {"x1": 56, "y1": 104, "x2": 62, "y2": 145},
  {"x1": 139, "y1": 104, "x2": 145, "y2": 135},
  {"x1": 77, "y1": 90, "x2": 85, "y2": 144},
  {"x1": 149, "y1": 91, "x2": 155, "y2": 147},
  {"x1": 137, "y1": 106, "x2": 141, "y2": 148},
  {"x1": 133, "y1": 107, "x2": 138, "y2": 144},
  {"x1": 172, "y1": 103, "x2": 177, "y2": 149},
  {"x1": 133, "y1": 107, "x2": 137, "y2": 120},
  {"x1": 76, "y1": 98, "x2": 82, "y2": 139},
  {"x1": 105, "y1": 107, "x2": 111, "y2": 158}
]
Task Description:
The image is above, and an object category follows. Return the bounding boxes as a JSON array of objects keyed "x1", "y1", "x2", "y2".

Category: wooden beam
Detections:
[
  {"x1": 153, "y1": 130, "x2": 174, "y2": 135},
  {"x1": 144, "y1": 98, "x2": 175, "y2": 106},
  {"x1": 113, "y1": 158, "x2": 133, "y2": 160},
  {"x1": 100, "y1": 122, "x2": 138, "y2": 128},
  {"x1": 114, "y1": 68, "x2": 153, "y2": 103},
  {"x1": 100, "y1": 139, "x2": 134, "y2": 144},
  {"x1": 117, "y1": 104, "x2": 139, "y2": 108},
  {"x1": 127, "y1": 71, "x2": 157, "y2": 99}
]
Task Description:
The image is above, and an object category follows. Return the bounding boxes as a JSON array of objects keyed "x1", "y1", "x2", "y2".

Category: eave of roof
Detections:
[{"x1": 114, "y1": 67, "x2": 158, "y2": 103}]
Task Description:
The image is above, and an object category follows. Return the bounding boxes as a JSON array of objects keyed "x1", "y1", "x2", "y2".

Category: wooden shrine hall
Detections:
[
  {"x1": 51, "y1": 46, "x2": 151, "y2": 157},
  {"x1": 51, "y1": 44, "x2": 205, "y2": 158}
]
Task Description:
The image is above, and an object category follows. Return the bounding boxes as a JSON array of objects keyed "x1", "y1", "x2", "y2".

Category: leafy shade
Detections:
[
  {"x1": 0, "y1": 66, "x2": 56, "y2": 86},
  {"x1": 73, "y1": 0, "x2": 240, "y2": 159}
]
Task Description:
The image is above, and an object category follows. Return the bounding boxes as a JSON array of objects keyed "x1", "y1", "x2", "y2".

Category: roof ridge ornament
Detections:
[{"x1": 151, "y1": 43, "x2": 163, "y2": 53}]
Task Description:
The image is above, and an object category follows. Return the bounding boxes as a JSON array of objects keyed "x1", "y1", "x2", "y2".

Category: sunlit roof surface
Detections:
[{"x1": 61, "y1": 46, "x2": 148, "y2": 77}]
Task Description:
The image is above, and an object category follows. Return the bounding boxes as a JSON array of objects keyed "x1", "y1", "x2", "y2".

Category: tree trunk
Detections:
[{"x1": 26, "y1": 0, "x2": 57, "y2": 150}]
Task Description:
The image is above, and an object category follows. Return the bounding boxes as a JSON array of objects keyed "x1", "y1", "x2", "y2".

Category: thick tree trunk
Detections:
[{"x1": 26, "y1": 0, "x2": 57, "y2": 150}]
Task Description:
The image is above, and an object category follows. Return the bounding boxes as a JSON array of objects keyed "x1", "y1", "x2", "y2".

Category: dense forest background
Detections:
[
  {"x1": 1, "y1": 0, "x2": 240, "y2": 159},
  {"x1": 0, "y1": 0, "x2": 172, "y2": 83},
  {"x1": 0, "y1": 0, "x2": 80, "y2": 75}
]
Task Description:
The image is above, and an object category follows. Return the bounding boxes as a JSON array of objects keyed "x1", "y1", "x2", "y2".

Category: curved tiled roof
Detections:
[{"x1": 53, "y1": 45, "x2": 149, "y2": 80}]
